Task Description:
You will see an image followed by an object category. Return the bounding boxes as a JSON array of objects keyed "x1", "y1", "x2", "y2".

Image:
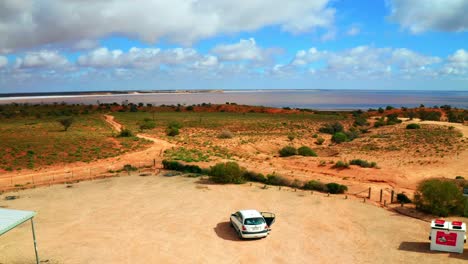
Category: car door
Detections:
[
  {"x1": 231, "y1": 212, "x2": 243, "y2": 231},
  {"x1": 261, "y1": 212, "x2": 275, "y2": 230}
]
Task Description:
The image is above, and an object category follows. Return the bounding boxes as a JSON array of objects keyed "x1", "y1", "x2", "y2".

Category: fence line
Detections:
[{"x1": 0, "y1": 160, "x2": 157, "y2": 193}]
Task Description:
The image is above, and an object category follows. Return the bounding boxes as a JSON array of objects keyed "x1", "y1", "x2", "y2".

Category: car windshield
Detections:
[{"x1": 244, "y1": 217, "x2": 265, "y2": 225}]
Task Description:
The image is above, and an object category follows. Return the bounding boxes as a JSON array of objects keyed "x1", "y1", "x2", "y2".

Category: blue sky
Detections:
[{"x1": 0, "y1": 0, "x2": 467, "y2": 93}]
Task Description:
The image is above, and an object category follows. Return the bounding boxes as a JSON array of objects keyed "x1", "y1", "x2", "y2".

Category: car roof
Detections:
[{"x1": 239, "y1": 209, "x2": 262, "y2": 218}]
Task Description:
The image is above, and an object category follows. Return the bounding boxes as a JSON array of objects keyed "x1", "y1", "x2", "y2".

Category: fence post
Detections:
[
  {"x1": 384, "y1": 200, "x2": 387, "y2": 206},
  {"x1": 391, "y1": 190, "x2": 394, "y2": 203},
  {"x1": 368, "y1": 187, "x2": 371, "y2": 199},
  {"x1": 379, "y1": 189, "x2": 383, "y2": 203}
]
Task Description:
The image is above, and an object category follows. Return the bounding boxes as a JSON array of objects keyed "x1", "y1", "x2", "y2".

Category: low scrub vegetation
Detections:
[
  {"x1": 319, "y1": 122, "x2": 344, "y2": 134},
  {"x1": 406, "y1": 123, "x2": 420, "y2": 129},
  {"x1": 279, "y1": 146, "x2": 297, "y2": 157},
  {"x1": 331, "y1": 132, "x2": 348, "y2": 143},
  {"x1": 297, "y1": 146, "x2": 317, "y2": 157},
  {"x1": 414, "y1": 179, "x2": 466, "y2": 217},
  {"x1": 118, "y1": 128, "x2": 134, "y2": 137},
  {"x1": 332, "y1": 161, "x2": 350, "y2": 169},
  {"x1": 209, "y1": 162, "x2": 245, "y2": 184},
  {"x1": 303, "y1": 180, "x2": 347, "y2": 194},
  {"x1": 162, "y1": 160, "x2": 203, "y2": 173},
  {"x1": 349, "y1": 159, "x2": 377, "y2": 168}
]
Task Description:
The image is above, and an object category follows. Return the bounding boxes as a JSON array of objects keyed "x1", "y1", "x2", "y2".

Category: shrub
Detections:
[
  {"x1": 397, "y1": 193, "x2": 412, "y2": 204},
  {"x1": 319, "y1": 122, "x2": 344, "y2": 134},
  {"x1": 414, "y1": 179, "x2": 464, "y2": 216},
  {"x1": 297, "y1": 146, "x2": 317, "y2": 157},
  {"x1": 332, "y1": 161, "x2": 349, "y2": 169},
  {"x1": 316, "y1": 137, "x2": 325, "y2": 145},
  {"x1": 166, "y1": 127, "x2": 179, "y2": 137},
  {"x1": 302, "y1": 180, "x2": 327, "y2": 192},
  {"x1": 386, "y1": 113, "x2": 402, "y2": 125},
  {"x1": 266, "y1": 174, "x2": 291, "y2": 186},
  {"x1": 218, "y1": 130, "x2": 234, "y2": 139},
  {"x1": 378, "y1": 107, "x2": 384, "y2": 113},
  {"x1": 123, "y1": 164, "x2": 138, "y2": 172},
  {"x1": 209, "y1": 162, "x2": 245, "y2": 184},
  {"x1": 162, "y1": 160, "x2": 202, "y2": 173},
  {"x1": 345, "y1": 128, "x2": 360, "y2": 141},
  {"x1": 350, "y1": 159, "x2": 377, "y2": 168},
  {"x1": 326, "y1": 183, "x2": 348, "y2": 194},
  {"x1": 406, "y1": 123, "x2": 420, "y2": 130},
  {"x1": 386, "y1": 105, "x2": 394, "y2": 110},
  {"x1": 373, "y1": 118, "x2": 386, "y2": 128},
  {"x1": 139, "y1": 120, "x2": 156, "y2": 130},
  {"x1": 118, "y1": 129, "x2": 134, "y2": 137},
  {"x1": 331, "y1": 132, "x2": 348, "y2": 143},
  {"x1": 58, "y1": 117, "x2": 74, "y2": 131},
  {"x1": 243, "y1": 171, "x2": 267, "y2": 183},
  {"x1": 455, "y1": 176, "x2": 465, "y2": 180},
  {"x1": 312, "y1": 134, "x2": 318, "y2": 138},
  {"x1": 279, "y1": 146, "x2": 297, "y2": 157},
  {"x1": 353, "y1": 116, "x2": 368, "y2": 127}
]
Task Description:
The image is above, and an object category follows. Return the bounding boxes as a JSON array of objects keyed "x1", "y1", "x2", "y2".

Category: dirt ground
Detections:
[{"x1": 0, "y1": 174, "x2": 467, "y2": 264}]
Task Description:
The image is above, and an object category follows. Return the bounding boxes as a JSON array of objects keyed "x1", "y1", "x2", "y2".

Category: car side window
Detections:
[{"x1": 235, "y1": 212, "x2": 242, "y2": 221}]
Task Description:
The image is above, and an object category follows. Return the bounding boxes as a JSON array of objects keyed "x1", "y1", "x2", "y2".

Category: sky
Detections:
[{"x1": 0, "y1": 0, "x2": 467, "y2": 93}]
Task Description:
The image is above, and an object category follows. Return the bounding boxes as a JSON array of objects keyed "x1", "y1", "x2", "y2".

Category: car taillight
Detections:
[
  {"x1": 242, "y1": 225, "x2": 246, "y2": 231},
  {"x1": 265, "y1": 225, "x2": 269, "y2": 229}
]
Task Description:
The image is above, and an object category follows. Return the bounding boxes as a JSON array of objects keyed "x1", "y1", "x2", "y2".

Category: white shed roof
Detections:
[{"x1": 0, "y1": 208, "x2": 36, "y2": 236}]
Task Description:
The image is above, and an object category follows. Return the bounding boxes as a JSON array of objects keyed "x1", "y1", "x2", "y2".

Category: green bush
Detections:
[
  {"x1": 406, "y1": 123, "x2": 420, "y2": 129},
  {"x1": 353, "y1": 116, "x2": 368, "y2": 127},
  {"x1": 331, "y1": 132, "x2": 348, "y2": 143},
  {"x1": 118, "y1": 129, "x2": 134, "y2": 137},
  {"x1": 243, "y1": 171, "x2": 267, "y2": 183},
  {"x1": 266, "y1": 174, "x2": 291, "y2": 186},
  {"x1": 302, "y1": 180, "x2": 327, "y2": 192},
  {"x1": 455, "y1": 176, "x2": 465, "y2": 180},
  {"x1": 319, "y1": 122, "x2": 344, "y2": 134},
  {"x1": 166, "y1": 127, "x2": 179, "y2": 137},
  {"x1": 209, "y1": 162, "x2": 245, "y2": 184},
  {"x1": 316, "y1": 137, "x2": 325, "y2": 145},
  {"x1": 397, "y1": 193, "x2": 412, "y2": 204},
  {"x1": 168, "y1": 121, "x2": 182, "y2": 129},
  {"x1": 350, "y1": 159, "x2": 377, "y2": 168},
  {"x1": 345, "y1": 128, "x2": 360, "y2": 141},
  {"x1": 279, "y1": 146, "x2": 297, "y2": 157},
  {"x1": 332, "y1": 161, "x2": 349, "y2": 169},
  {"x1": 162, "y1": 160, "x2": 202, "y2": 173},
  {"x1": 414, "y1": 179, "x2": 464, "y2": 216},
  {"x1": 140, "y1": 120, "x2": 156, "y2": 130},
  {"x1": 297, "y1": 146, "x2": 317, "y2": 157},
  {"x1": 326, "y1": 183, "x2": 348, "y2": 194}
]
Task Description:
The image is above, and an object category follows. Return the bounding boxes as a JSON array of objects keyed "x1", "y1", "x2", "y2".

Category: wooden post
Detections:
[
  {"x1": 345, "y1": 195, "x2": 348, "y2": 199},
  {"x1": 368, "y1": 187, "x2": 371, "y2": 199},
  {"x1": 153, "y1": 159, "x2": 156, "y2": 168},
  {"x1": 384, "y1": 200, "x2": 387, "y2": 206},
  {"x1": 327, "y1": 193, "x2": 330, "y2": 197},
  {"x1": 380, "y1": 189, "x2": 383, "y2": 203},
  {"x1": 391, "y1": 190, "x2": 394, "y2": 203},
  {"x1": 363, "y1": 198, "x2": 366, "y2": 203}
]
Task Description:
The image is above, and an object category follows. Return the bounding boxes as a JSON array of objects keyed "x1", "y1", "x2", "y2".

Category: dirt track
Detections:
[{"x1": 0, "y1": 174, "x2": 466, "y2": 264}]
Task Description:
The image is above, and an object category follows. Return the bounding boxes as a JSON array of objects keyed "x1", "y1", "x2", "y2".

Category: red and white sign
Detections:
[{"x1": 435, "y1": 231, "x2": 457, "y2": 247}]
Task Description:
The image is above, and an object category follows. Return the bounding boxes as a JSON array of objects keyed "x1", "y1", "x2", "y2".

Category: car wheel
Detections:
[
  {"x1": 230, "y1": 220, "x2": 233, "y2": 227},
  {"x1": 237, "y1": 229, "x2": 243, "y2": 240}
]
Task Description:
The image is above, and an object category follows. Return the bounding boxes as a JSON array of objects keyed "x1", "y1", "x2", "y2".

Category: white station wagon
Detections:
[{"x1": 230, "y1": 209, "x2": 275, "y2": 239}]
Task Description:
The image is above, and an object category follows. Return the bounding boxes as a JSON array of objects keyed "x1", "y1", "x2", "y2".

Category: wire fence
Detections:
[{"x1": 0, "y1": 160, "x2": 158, "y2": 193}]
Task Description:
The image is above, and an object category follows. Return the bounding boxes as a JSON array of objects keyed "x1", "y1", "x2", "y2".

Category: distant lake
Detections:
[{"x1": 1, "y1": 90, "x2": 467, "y2": 110}]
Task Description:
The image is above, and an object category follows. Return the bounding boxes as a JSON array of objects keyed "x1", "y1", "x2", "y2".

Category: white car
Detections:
[{"x1": 230, "y1": 209, "x2": 275, "y2": 239}]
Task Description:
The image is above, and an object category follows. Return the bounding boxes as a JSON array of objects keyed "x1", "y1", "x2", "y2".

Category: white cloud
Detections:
[
  {"x1": 291, "y1": 48, "x2": 325, "y2": 66},
  {"x1": 442, "y1": 49, "x2": 468, "y2": 75},
  {"x1": 0, "y1": 56, "x2": 7, "y2": 68},
  {"x1": 15, "y1": 50, "x2": 69, "y2": 69},
  {"x1": 290, "y1": 45, "x2": 442, "y2": 79},
  {"x1": 346, "y1": 26, "x2": 360, "y2": 36},
  {"x1": 78, "y1": 48, "x2": 124, "y2": 68},
  {"x1": 0, "y1": 0, "x2": 335, "y2": 52},
  {"x1": 388, "y1": 0, "x2": 468, "y2": 33},
  {"x1": 320, "y1": 29, "x2": 337, "y2": 42},
  {"x1": 212, "y1": 38, "x2": 265, "y2": 61}
]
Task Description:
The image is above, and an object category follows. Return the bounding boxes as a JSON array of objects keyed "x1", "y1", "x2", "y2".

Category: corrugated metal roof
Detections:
[{"x1": 0, "y1": 208, "x2": 36, "y2": 236}]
